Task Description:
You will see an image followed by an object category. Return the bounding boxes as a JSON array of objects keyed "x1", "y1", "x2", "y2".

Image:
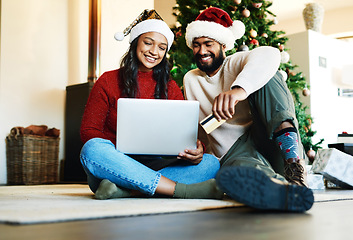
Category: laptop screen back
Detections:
[{"x1": 117, "y1": 98, "x2": 199, "y2": 156}]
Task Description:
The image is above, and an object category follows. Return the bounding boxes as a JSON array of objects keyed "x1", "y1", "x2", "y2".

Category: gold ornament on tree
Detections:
[
  {"x1": 304, "y1": 126, "x2": 308, "y2": 133},
  {"x1": 303, "y1": 87, "x2": 311, "y2": 96},
  {"x1": 280, "y1": 51, "x2": 290, "y2": 63},
  {"x1": 307, "y1": 149, "x2": 316, "y2": 162},
  {"x1": 250, "y1": 29, "x2": 257, "y2": 38},
  {"x1": 242, "y1": 8, "x2": 250, "y2": 18},
  {"x1": 286, "y1": 68, "x2": 296, "y2": 77},
  {"x1": 234, "y1": 0, "x2": 242, "y2": 5}
]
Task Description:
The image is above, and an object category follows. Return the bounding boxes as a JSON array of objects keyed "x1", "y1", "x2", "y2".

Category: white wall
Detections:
[
  {"x1": 0, "y1": 0, "x2": 68, "y2": 184},
  {"x1": 154, "y1": 0, "x2": 176, "y2": 26},
  {"x1": 0, "y1": 0, "x2": 154, "y2": 184},
  {"x1": 287, "y1": 30, "x2": 353, "y2": 147},
  {"x1": 100, "y1": 1, "x2": 154, "y2": 74},
  {"x1": 67, "y1": 0, "x2": 88, "y2": 86},
  {"x1": 272, "y1": 6, "x2": 353, "y2": 36}
]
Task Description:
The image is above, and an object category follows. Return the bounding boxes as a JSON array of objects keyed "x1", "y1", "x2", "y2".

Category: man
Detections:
[{"x1": 183, "y1": 7, "x2": 314, "y2": 212}]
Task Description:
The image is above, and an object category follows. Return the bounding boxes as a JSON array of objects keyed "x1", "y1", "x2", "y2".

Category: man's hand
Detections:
[
  {"x1": 212, "y1": 86, "x2": 247, "y2": 121},
  {"x1": 177, "y1": 140, "x2": 204, "y2": 164}
]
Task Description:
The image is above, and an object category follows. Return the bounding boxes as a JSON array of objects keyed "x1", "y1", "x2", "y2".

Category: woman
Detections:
[{"x1": 79, "y1": 13, "x2": 222, "y2": 200}]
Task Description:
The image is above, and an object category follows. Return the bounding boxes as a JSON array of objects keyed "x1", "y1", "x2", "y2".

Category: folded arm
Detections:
[{"x1": 213, "y1": 46, "x2": 281, "y2": 120}]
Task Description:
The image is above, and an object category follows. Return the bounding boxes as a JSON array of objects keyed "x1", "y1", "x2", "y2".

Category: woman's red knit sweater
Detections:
[{"x1": 80, "y1": 69, "x2": 184, "y2": 146}]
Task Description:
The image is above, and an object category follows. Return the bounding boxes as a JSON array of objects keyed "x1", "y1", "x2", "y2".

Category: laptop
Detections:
[{"x1": 116, "y1": 98, "x2": 200, "y2": 156}]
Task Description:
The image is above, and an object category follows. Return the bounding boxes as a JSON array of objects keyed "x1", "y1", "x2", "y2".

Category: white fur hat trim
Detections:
[
  {"x1": 185, "y1": 20, "x2": 245, "y2": 51},
  {"x1": 129, "y1": 19, "x2": 174, "y2": 51}
]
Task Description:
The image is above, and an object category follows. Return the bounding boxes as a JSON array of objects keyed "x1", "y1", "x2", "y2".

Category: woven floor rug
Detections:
[
  {"x1": 0, "y1": 184, "x2": 242, "y2": 225},
  {"x1": 1, "y1": 184, "x2": 353, "y2": 225}
]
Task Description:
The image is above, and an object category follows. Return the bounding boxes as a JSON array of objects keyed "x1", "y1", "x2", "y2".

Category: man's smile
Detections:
[{"x1": 197, "y1": 54, "x2": 214, "y2": 64}]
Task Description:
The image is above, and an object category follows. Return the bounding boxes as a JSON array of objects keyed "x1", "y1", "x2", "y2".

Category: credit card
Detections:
[{"x1": 200, "y1": 114, "x2": 226, "y2": 134}]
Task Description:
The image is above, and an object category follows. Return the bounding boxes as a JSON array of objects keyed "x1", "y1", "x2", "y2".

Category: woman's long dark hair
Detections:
[{"x1": 119, "y1": 37, "x2": 170, "y2": 99}]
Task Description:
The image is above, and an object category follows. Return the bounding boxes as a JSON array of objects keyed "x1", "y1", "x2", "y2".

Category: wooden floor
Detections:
[{"x1": 2, "y1": 197, "x2": 353, "y2": 240}]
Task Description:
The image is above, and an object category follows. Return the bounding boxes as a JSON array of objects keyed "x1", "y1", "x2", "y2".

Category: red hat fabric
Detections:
[
  {"x1": 196, "y1": 7, "x2": 233, "y2": 28},
  {"x1": 185, "y1": 7, "x2": 245, "y2": 51}
]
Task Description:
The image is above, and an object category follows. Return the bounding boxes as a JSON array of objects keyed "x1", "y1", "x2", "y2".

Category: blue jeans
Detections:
[{"x1": 80, "y1": 138, "x2": 220, "y2": 196}]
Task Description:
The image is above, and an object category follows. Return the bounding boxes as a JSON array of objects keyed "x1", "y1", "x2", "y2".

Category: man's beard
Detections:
[{"x1": 195, "y1": 48, "x2": 225, "y2": 74}]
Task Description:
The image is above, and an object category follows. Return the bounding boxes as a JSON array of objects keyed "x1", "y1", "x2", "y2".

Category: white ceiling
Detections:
[{"x1": 269, "y1": 0, "x2": 353, "y2": 21}]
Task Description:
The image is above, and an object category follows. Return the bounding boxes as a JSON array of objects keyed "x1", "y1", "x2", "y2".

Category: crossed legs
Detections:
[{"x1": 80, "y1": 138, "x2": 223, "y2": 200}]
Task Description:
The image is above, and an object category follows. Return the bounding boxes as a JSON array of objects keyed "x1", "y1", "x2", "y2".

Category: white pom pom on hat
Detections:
[
  {"x1": 230, "y1": 20, "x2": 246, "y2": 40},
  {"x1": 114, "y1": 32, "x2": 125, "y2": 41},
  {"x1": 185, "y1": 7, "x2": 245, "y2": 51}
]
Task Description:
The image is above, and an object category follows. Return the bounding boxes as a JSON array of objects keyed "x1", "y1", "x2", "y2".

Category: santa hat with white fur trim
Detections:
[
  {"x1": 185, "y1": 7, "x2": 245, "y2": 51},
  {"x1": 114, "y1": 9, "x2": 174, "y2": 51}
]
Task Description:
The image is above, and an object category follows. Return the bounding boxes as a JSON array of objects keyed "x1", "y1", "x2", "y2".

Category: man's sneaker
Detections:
[
  {"x1": 284, "y1": 158, "x2": 307, "y2": 187},
  {"x1": 216, "y1": 166, "x2": 314, "y2": 212}
]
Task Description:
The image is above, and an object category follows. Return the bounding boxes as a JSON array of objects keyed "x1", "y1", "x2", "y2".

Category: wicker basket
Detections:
[{"x1": 6, "y1": 134, "x2": 60, "y2": 185}]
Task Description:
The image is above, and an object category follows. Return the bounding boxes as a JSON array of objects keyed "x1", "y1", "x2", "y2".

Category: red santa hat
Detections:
[{"x1": 185, "y1": 7, "x2": 245, "y2": 51}]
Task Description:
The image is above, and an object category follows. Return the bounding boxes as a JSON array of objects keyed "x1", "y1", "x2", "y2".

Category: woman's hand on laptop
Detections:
[{"x1": 177, "y1": 140, "x2": 204, "y2": 164}]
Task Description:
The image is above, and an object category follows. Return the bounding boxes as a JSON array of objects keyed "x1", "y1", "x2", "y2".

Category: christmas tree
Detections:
[{"x1": 169, "y1": 0, "x2": 323, "y2": 161}]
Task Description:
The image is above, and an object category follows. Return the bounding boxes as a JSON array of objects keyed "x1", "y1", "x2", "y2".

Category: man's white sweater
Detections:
[{"x1": 184, "y1": 46, "x2": 281, "y2": 159}]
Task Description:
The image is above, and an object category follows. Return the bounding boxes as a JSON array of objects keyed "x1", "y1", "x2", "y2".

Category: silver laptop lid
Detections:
[{"x1": 117, "y1": 98, "x2": 199, "y2": 156}]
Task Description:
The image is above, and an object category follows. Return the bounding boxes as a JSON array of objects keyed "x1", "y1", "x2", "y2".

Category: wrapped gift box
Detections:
[
  {"x1": 307, "y1": 173, "x2": 325, "y2": 190},
  {"x1": 328, "y1": 143, "x2": 353, "y2": 156},
  {"x1": 337, "y1": 134, "x2": 353, "y2": 144},
  {"x1": 306, "y1": 165, "x2": 325, "y2": 190},
  {"x1": 311, "y1": 148, "x2": 353, "y2": 188}
]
